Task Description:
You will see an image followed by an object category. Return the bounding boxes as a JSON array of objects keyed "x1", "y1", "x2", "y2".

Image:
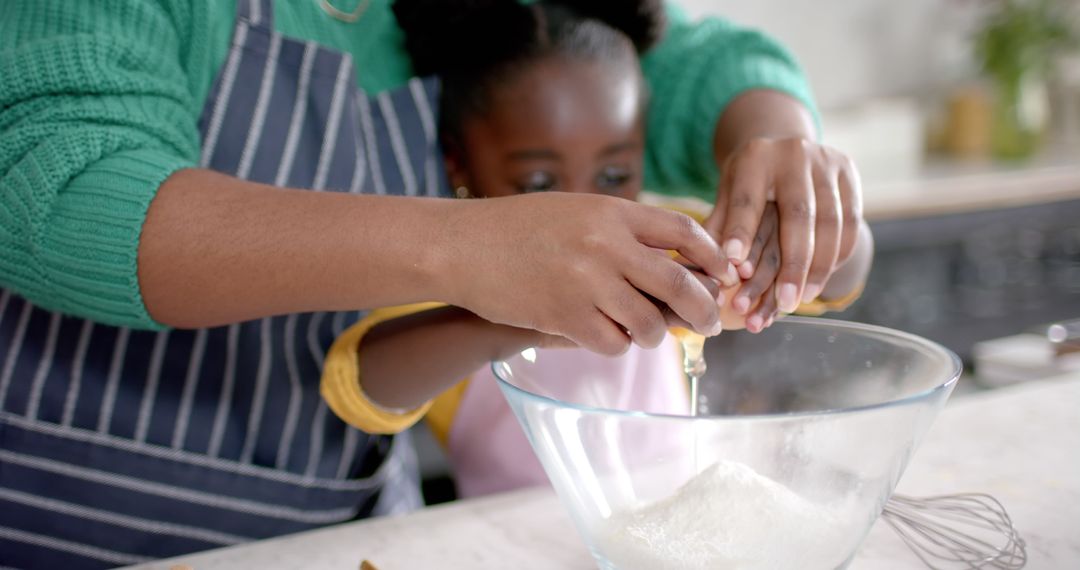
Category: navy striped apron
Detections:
[{"x1": 0, "y1": 0, "x2": 450, "y2": 567}]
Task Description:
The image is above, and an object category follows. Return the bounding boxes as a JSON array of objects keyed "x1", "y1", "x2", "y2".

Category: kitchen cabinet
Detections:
[{"x1": 837, "y1": 155, "x2": 1080, "y2": 362}]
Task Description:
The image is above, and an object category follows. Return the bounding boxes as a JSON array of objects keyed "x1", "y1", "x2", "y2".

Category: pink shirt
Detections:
[{"x1": 445, "y1": 336, "x2": 688, "y2": 498}]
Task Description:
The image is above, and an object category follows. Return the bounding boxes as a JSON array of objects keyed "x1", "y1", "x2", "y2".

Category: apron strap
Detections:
[{"x1": 237, "y1": 0, "x2": 274, "y2": 28}]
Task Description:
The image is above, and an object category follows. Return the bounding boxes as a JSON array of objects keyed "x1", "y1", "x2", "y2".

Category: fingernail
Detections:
[
  {"x1": 801, "y1": 284, "x2": 822, "y2": 303},
  {"x1": 778, "y1": 283, "x2": 799, "y2": 313},
  {"x1": 747, "y1": 315, "x2": 763, "y2": 333},
  {"x1": 724, "y1": 263, "x2": 740, "y2": 286},
  {"x1": 724, "y1": 239, "x2": 744, "y2": 262},
  {"x1": 707, "y1": 320, "x2": 724, "y2": 336},
  {"x1": 738, "y1": 261, "x2": 754, "y2": 280},
  {"x1": 734, "y1": 295, "x2": 751, "y2": 314}
]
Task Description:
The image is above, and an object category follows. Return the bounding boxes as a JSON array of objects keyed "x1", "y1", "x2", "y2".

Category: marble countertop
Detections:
[
  {"x1": 865, "y1": 153, "x2": 1080, "y2": 221},
  {"x1": 131, "y1": 373, "x2": 1080, "y2": 570},
  {"x1": 640, "y1": 145, "x2": 1080, "y2": 222}
]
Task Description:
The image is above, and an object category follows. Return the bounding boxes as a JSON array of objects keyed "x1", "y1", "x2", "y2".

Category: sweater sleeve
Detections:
[
  {"x1": 321, "y1": 303, "x2": 447, "y2": 434},
  {"x1": 641, "y1": 4, "x2": 820, "y2": 202},
  {"x1": 0, "y1": 0, "x2": 204, "y2": 328}
]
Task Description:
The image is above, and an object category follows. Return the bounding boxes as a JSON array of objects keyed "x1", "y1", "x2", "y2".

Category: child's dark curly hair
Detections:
[{"x1": 392, "y1": 0, "x2": 666, "y2": 142}]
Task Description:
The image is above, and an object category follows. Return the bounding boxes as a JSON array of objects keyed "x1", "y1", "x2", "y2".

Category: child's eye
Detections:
[
  {"x1": 596, "y1": 166, "x2": 634, "y2": 192},
  {"x1": 516, "y1": 171, "x2": 557, "y2": 193}
]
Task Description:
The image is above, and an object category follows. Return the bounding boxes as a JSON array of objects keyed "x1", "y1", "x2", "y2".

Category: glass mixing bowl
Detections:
[{"x1": 492, "y1": 317, "x2": 961, "y2": 570}]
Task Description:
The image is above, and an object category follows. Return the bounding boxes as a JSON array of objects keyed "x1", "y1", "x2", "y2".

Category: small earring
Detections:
[{"x1": 455, "y1": 185, "x2": 472, "y2": 199}]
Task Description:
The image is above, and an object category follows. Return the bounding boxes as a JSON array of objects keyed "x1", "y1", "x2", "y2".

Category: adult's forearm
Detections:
[
  {"x1": 140, "y1": 170, "x2": 732, "y2": 355},
  {"x1": 138, "y1": 169, "x2": 451, "y2": 328},
  {"x1": 713, "y1": 89, "x2": 818, "y2": 165}
]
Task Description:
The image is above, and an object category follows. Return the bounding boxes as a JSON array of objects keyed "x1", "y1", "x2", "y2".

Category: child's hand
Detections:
[{"x1": 731, "y1": 203, "x2": 783, "y2": 333}]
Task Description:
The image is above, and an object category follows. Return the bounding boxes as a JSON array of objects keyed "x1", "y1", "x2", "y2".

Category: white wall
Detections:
[{"x1": 677, "y1": 0, "x2": 984, "y2": 109}]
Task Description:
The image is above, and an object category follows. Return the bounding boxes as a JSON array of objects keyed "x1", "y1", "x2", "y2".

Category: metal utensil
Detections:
[
  {"x1": 1047, "y1": 319, "x2": 1080, "y2": 356},
  {"x1": 883, "y1": 493, "x2": 1027, "y2": 569}
]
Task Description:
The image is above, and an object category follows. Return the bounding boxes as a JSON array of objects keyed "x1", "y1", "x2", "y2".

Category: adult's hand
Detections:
[
  {"x1": 439, "y1": 192, "x2": 735, "y2": 356},
  {"x1": 703, "y1": 90, "x2": 864, "y2": 314},
  {"x1": 141, "y1": 171, "x2": 731, "y2": 357}
]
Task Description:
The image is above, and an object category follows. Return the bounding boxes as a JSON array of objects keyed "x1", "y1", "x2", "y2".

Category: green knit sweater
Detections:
[{"x1": 0, "y1": 0, "x2": 816, "y2": 329}]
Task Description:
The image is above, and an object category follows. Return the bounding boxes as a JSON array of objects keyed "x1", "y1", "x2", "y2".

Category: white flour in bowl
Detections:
[{"x1": 597, "y1": 460, "x2": 858, "y2": 570}]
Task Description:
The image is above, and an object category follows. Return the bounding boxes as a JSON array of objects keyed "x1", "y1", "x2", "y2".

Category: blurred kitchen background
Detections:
[
  {"x1": 419, "y1": 0, "x2": 1080, "y2": 503},
  {"x1": 679, "y1": 0, "x2": 1080, "y2": 385}
]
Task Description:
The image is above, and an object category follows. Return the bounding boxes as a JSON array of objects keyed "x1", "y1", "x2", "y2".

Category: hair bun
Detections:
[
  {"x1": 549, "y1": 0, "x2": 667, "y2": 53},
  {"x1": 393, "y1": 0, "x2": 539, "y2": 77}
]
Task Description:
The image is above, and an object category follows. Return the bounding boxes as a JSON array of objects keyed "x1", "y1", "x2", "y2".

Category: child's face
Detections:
[
  {"x1": 447, "y1": 57, "x2": 645, "y2": 200},
  {"x1": 445, "y1": 57, "x2": 752, "y2": 332}
]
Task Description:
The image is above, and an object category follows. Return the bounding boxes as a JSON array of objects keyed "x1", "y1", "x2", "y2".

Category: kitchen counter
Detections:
[
  {"x1": 640, "y1": 144, "x2": 1080, "y2": 222},
  {"x1": 820, "y1": 146, "x2": 1080, "y2": 364},
  {"x1": 865, "y1": 149, "x2": 1080, "y2": 221},
  {"x1": 131, "y1": 374, "x2": 1080, "y2": 570}
]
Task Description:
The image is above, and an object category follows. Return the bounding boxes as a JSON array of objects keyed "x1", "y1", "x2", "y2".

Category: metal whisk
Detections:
[{"x1": 882, "y1": 493, "x2": 1027, "y2": 569}]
